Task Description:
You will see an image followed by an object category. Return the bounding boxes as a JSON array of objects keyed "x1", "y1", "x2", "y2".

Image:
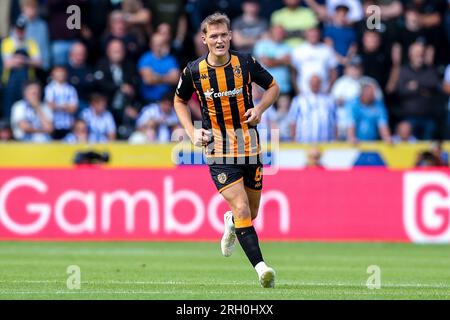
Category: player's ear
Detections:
[{"x1": 201, "y1": 34, "x2": 207, "y2": 45}]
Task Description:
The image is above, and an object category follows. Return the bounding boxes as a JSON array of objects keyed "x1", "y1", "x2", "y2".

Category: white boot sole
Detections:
[{"x1": 259, "y1": 269, "x2": 275, "y2": 288}]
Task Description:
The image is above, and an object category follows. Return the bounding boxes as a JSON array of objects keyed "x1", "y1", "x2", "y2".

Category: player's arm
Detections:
[
  {"x1": 244, "y1": 57, "x2": 280, "y2": 126},
  {"x1": 173, "y1": 67, "x2": 210, "y2": 147}
]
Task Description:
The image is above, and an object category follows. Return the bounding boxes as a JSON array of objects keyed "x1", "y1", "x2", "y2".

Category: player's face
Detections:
[{"x1": 202, "y1": 23, "x2": 231, "y2": 58}]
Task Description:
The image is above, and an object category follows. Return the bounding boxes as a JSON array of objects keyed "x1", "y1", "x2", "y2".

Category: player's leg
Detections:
[
  {"x1": 245, "y1": 187, "x2": 261, "y2": 221},
  {"x1": 208, "y1": 162, "x2": 242, "y2": 257},
  {"x1": 221, "y1": 181, "x2": 275, "y2": 288},
  {"x1": 243, "y1": 161, "x2": 263, "y2": 220}
]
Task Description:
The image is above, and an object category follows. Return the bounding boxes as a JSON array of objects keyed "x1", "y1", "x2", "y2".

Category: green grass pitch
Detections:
[{"x1": 0, "y1": 241, "x2": 449, "y2": 300}]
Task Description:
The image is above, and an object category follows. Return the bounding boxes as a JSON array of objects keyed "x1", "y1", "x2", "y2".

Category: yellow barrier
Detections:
[{"x1": 0, "y1": 142, "x2": 448, "y2": 168}]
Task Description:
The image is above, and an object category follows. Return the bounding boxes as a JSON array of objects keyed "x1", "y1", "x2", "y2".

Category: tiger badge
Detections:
[
  {"x1": 233, "y1": 65, "x2": 242, "y2": 78},
  {"x1": 217, "y1": 173, "x2": 227, "y2": 184}
]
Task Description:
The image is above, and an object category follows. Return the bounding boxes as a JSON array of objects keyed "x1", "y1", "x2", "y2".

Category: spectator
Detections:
[
  {"x1": 232, "y1": 0, "x2": 269, "y2": 54},
  {"x1": 323, "y1": 4, "x2": 357, "y2": 74},
  {"x1": 0, "y1": 119, "x2": 13, "y2": 141},
  {"x1": 121, "y1": 0, "x2": 152, "y2": 48},
  {"x1": 359, "y1": 30, "x2": 392, "y2": 91},
  {"x1": 307, "y1": 146, "x2": 322, "y2": 167},
  {"x1": 193, "y1": 30, "x2": 210, "y2": 58},
  {"x1": 446, "y1": 0, "x2": 450, "y2": 45},
  {"x1": 146, "y1": 0, "x2": 188, "y2": 54},
  {"x1": 138, "y1": 32, "x2": 180, "y2": 104},
  {"x1": 44, "y1": 65, "x2": 79, "y2": 139},
  {"x1": 392, "y1": 120, "x2": 417, "y2": 143},
  {"x1": 443, "y1": 63, "x2": 450, "y2": 139},
  {"x1": 80, "y1": 92, "x2": 116, "y2": 142},
  {"x1": 305, "y1": 0, "x2": 363, "y2": 23},
  {"x1": 63, "y1": 118, "x2": 89, "y2": 143},
  {"x1": 0, "y1": 0, "x2": 13, "y2": 39},
  {"x1": 291, "y1": 26, "x2": 338, "y2": 95},
  {"x1": 346, "y1": 83, "x2": 391, "y2": 143},
  {"x1": 94, "y1": 39, "x2": 138, "y2": 139},
  {"x1": 20, "y1": 0, "x2": 50, "y2": 71},
  {"x1": 354, "y1": 0, "x2": 402, "y2": 50},
  {"x1": 270, "y1": 0, "x2": 318, "y2": 48},
  {"x1": 415, "y1": 142, "x2": 448, "y2": 167},
  {"x1": 415, "y1": 150, "x2": 442, "y2": 167},
  {"x1": 252, "y1": 84, "x2": 279, "y2": 141},
  {"x1": 288, "y1": 75, "x2": 336, "y2": 143},
  {"x1": 395, "y1": 42, "x2": 441, "y2": 140},
  {"x1": 395, "y1": 5, "x2": 435, "y2": 66},
  {"x1": 331, "y1": 57, "x2": 383, "y2": 140},
  {"x1": 331, "y1": 56, "x2": 383, "y2": 107},
  {"x1": 132, "y1": 91, "x2": 180, "y2": 143},
  {"x1": 67, "y1": 42, "x2": 94, "y2": 111},
  {"x1": 10, "y1": 80, "x2": 53, "y2": 142},
  {"x1": 430, "y1": 141, "x2": 449, "y2": 166},
  {"x1": 47, "y1": 0, "x2": 86, "y2": 66},
  {"x1": 409, "y1": 0, "x2": 448, "y2": 67},
  {"x1": 253, "y1": 25, "x2": 292, "y2": 113},
  {"x1": 1, "y1": 16, "x2": 42, "y2": 120},
  {"x1": 102, "y1": 10, "x2": 141, "y2": 63}
]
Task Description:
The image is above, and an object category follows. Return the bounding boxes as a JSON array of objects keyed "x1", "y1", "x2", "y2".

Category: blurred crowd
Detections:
[{"x1": 0, "y1": 0, "x2": 450, "y2": 145}]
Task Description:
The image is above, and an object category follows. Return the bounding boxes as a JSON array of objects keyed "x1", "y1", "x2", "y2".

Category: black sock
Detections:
[{"x1": 235, "y1": 226, "x2": 264, "y2": 267}]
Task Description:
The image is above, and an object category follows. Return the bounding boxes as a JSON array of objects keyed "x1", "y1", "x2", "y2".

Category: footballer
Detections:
[{"x1": 174, "y1": 12, "x2": 280, "y2": 288}]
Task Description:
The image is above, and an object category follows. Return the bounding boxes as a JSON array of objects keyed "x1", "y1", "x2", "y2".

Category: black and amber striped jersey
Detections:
[{"x1": 175, "y1": 50, "x2": 276, "y2": 159}]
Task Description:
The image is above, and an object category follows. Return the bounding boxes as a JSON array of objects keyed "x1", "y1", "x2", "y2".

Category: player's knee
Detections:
[{"x1": 233, "y1": 202, "x2": 251, "y2": 220}]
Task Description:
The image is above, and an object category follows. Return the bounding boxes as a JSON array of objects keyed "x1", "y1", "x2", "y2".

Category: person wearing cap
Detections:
[
  {"x1": 323, "y1": 4, "x2": 357, "y2": 76},
  {"x1": 1, "y1": 16, "x2": 42, "y2": 120}
]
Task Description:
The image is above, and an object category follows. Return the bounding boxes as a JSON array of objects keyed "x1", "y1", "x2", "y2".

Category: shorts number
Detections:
[{"x1": 254, "y1": 166, "x2": 262, "y2": 182}]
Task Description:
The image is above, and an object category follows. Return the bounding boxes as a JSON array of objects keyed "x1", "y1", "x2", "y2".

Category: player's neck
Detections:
[{"x1": 207, "y1": 51, "x2": 230, "y2": 67}]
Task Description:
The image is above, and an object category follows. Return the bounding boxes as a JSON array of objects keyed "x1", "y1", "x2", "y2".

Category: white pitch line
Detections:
[
  {"x1": 0, "y1": 290, "x2": 449, "y2": 297},
  {"x1": 2, "y1": 279, "x2": 450, "y2": 289}
]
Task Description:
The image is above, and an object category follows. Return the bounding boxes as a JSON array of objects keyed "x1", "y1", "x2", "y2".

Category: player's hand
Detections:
[
  {"x1": 192, "y1": 128, "x2": 212, "y2": 147},
  {"x1": 243, "y1": 108, "x2": 261, "y2": 126}
]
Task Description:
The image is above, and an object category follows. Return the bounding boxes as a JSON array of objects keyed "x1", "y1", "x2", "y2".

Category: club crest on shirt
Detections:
[
  {"x1": 217, "y1": 173, "x2": 227, "y2": 184},
  {"x1": 200, "y1": 73, "x2": 209, "y2": 80},
  {"x1": 233, "y1": 65, "x2": 242, "y2": 78}
]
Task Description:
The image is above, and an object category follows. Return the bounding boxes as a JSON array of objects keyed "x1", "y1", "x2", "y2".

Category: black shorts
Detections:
[{"x1": 208, "y1": 159, "x2": 263, "y2": 193}]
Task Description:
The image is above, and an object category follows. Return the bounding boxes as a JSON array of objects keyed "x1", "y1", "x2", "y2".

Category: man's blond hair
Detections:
[{"x1": 200, "y1": 12, "x2": 231, "y2": 34}]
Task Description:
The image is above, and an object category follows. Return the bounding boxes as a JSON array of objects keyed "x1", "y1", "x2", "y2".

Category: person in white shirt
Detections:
[
  {"x1": 80, "y1": 93, "x2": 116, "y2": 142},
  {"x1": 331, "y1": 56, "x2": 383, "y2": 139},
  {"x1": 11, "y1": 81, "x2": 53, "y2": 142},
  {"x1": 44, "y1": 65, "x2": 78, "y2": 139},
  {"x1": 288, "y1": 74, "x2": 337, "y2": 143},
  {"x1": 131, "y1": 92, "x2": 180, "y2": 143},
  {"x1": 291, "y1": 26, "x2": 338, "y2": 95}
]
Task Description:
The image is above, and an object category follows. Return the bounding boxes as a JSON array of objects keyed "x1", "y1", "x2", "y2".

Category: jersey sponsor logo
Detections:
[
  {"x1": 217, "y1": 173, "x2": 227, "y2": 184},
  {"x1": 403, "y1": 172, "x2": 450, "y2": 243},
  {"x1": 200, "y1": 73, "x2": 209, "y2": 80},
  {"x1": 204, "y1": 87, "x2": 243, "y2": 101}
]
